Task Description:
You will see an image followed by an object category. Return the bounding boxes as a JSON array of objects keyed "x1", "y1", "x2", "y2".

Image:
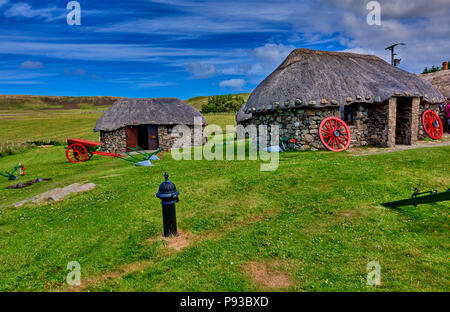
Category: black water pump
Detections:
[{"x1": 156, "y1": 172, "x2": 179, "y2": 237}]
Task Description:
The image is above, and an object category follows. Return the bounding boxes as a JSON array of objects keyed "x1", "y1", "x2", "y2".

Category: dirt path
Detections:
[{"x1": 349, "y1": 135, "x2": 450, "y2": 156}]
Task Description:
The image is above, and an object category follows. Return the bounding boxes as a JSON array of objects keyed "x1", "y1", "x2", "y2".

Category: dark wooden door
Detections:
[
  {"x1": 148, "y1": 125, "x2": 159, "y2": 150},
  {"x1": 126, "y1": 126, "x2": 138, "y2": 151},
  {"x1": 137, "y1": 125, "x2": 149, "y2": 150}
]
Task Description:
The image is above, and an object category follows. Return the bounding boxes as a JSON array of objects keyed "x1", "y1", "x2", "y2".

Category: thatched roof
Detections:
[
  {"x1": 419, "y1": 70, "x2": 450, "y2": 100},
  {"x1": 236, "y1": 104, "x2": 252, "y2": 123},
  {"x1": 243, "y1": 49, "x2": 445, "y2": 115},
  {"x1": 94, "y1": 98, "x2": 207, "y2": 132}
]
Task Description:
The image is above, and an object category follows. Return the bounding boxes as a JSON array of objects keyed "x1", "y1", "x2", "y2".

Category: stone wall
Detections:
[
  {"x1": 346, "y1": 102, "x2": 390, "y2": 147},
  {"x1": 235, "y1": 98, "x2": 445, "y2": 151},
  {"x1": 157, "y1": 125, "x2": 207, "y2": 150},
  {"x1": 248, "y1": 107, "x2": 340, "y2": 151},
  {"x1": 100, "y1": 127, "x2": 126, "y2": 154},
  {"x1": 100, "y1": 125, "x2": 207, "y2": 153}
]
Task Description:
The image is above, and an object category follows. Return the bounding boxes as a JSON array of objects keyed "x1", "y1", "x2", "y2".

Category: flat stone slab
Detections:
[{"x1": 13, "y1": 183, "x2": 96, "y2": 207}]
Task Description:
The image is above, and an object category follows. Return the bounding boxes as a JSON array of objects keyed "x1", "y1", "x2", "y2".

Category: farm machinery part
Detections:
[
  {"x1": 382, "y1": 188, "x2": 450, "y2": 208},
  {"x1": 422, "y1": 110, "x2": 443, "y2": 140},
  {"x1": 65, "y1": 138, "x2": 166, "y2": 166},
  {"x1": 118, "y1": 146, "x2": 166, "y2": 166},
  {"x1": 319, "y1": 117, "x2": 351, "y2": 152},
  {"x1": 279, "y1": 135, "x2": 297, "y2": 151},
  {"x1": 7, "y1": 177, "x2": 52, "y2": 189},
  {"x1": 0, "y1": 163, "x2": 25, "y2": 181}
]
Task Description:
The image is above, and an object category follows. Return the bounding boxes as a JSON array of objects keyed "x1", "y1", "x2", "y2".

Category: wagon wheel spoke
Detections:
[
  {"x1": 66, "y1": 143, "x2": 88, "y2": 163},
  {"x1": 422, "y1": 110, "x2": 443, "y2": 140},
  {"x1": 320, "y1": 117, "x2": 351, "y2": 152}
]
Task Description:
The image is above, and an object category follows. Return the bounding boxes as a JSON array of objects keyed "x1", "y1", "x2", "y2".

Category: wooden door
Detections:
[
  {"x1": 126, "y1": 126, "x2": 138, "y2": 151},
  {"x1": 148, "y1": 125, "x2": 159, "y2": 150}
]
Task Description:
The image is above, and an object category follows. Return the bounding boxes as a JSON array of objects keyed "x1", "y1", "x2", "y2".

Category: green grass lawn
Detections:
[
  {"x1": 0, "y1": 143, "x2": 448, "y2": 291},
  {"x1": 0, "y1": 110, "x2": 236, "y2": 154}
]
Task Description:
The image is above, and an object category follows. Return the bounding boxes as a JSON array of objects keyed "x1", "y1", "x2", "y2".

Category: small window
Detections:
[{"x1": 343, "y1": 105, "x2": 354, "y2": 125}]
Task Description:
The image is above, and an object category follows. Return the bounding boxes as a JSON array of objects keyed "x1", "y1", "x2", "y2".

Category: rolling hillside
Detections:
[
  {"x1": 185, "y1": 93, "x2": 251, "y2": 111},
  {"x1": 0, "y1": 95, "x2": 124, "y2": 111},
  {"x1": 0, "y1": 93, "x2": 251, "y2": 111}
]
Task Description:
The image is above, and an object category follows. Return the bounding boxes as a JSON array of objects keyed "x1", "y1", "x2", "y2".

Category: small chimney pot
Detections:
[{"x1": 443, "y1": 62, "x2": 448, "y2": 71}]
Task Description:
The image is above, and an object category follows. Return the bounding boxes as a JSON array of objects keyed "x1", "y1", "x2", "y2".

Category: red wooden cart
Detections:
[
  {"x1": 65, "y1": 138, "x2": 166, "y2": 164},
  {"x1": 65, "y1": 138, "x2": 123, "y2": 163}
]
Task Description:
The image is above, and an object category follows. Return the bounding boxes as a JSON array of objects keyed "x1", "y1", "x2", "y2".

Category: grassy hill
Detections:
[
  {"x1": 0, "y1": 95, "x2": 124, "y2": 111},
  {"x1": 0, "y1": 93, "x2": 251, "y2": 111},
  {"x1": 185, "y1": 93, "x2": 251, "y2": 111}
]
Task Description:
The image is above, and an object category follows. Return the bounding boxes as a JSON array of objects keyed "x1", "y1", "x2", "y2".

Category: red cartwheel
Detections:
[
  {"x1": 66, "y1": 143, "x2": 88, "y2": 163},
  {"x1": 422, "y1": 110, "x2": 443, "y2": 140},
  {"x1": 319, "y1": 117, "x2": 351, "y2": 152}
]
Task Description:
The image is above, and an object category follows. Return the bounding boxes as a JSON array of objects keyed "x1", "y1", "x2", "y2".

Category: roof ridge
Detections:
[{"x1": 278, "y1": 48, "x2": 383, "y2": 70}]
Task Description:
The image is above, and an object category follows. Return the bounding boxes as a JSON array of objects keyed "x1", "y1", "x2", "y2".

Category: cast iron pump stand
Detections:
[{"x1": 156, "y1": 173, "x2": 179, "y2": 237}]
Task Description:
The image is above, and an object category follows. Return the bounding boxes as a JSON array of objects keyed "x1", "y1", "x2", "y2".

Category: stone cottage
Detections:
[
  {"x1": 420, "y1": 62, "x2": 450, "y2": 104},
  {"x1": 237, "y1": 49, "x2": 445, "y2": 151},
  {"x1": 94, "y1": 98, "x2": 207, "y2": 153}
]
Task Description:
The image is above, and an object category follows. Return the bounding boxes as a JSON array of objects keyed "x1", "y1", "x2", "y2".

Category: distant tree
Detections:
[
  {"x1": 422, "y1": 62, "x2": 449, "y2": 74},
  {"x1": 201, "y1": 94, "x2": 245, "y2": 114}
]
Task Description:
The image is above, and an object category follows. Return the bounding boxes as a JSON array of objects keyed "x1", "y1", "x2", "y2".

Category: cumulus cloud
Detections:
[
  {"x1": 286, "y1": 0, "x2": 450, "y2": 73},
  {"x1": 185, "y1": 62, "x2": 218, "y2": 78},
  {"x1": 253, "y1": 43, "x2": 294, "y2": 63},
  {"x1": 219, "y1": 79, "x2": 246, "y2": 90},
  {"x1": 20, "y1": 60, "x2": 44, "y2": 69}
]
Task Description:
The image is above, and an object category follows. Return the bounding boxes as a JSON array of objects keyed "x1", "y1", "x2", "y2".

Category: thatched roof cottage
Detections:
[
  {"x1": 420, "y1": 62, "x2": 450, "y2": 101},
  {"x1": 237, "y1": 49, "x2": 445, "y2": 150},
  {"x1": 94, "y1": 98, "x2": 207, "y2": 153}
]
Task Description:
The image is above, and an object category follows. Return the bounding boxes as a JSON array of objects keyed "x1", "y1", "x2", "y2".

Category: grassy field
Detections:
[
  {"x1": 0, "y1": 93, "x2": 240, "y2": 154},
  {"x1": 0, "y1": 109, "x2": 236, "y2": 154},
  {"x1": 0, "y1": 105, "x2": 448, "y2": 292},
  {"x1": 0, "y1": 142, "x2": 448, "y2": 291}
]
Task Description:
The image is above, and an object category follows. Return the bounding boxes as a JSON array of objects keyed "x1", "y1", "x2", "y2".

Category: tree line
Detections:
[
  {"x1": 422, "y1": 62, "x2": 449, "y2": 74},
  {"x1": 201, "y1": 94, "x2": 245, "y2": 114}
]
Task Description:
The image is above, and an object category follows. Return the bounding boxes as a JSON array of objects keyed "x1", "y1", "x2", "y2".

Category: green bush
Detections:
[{"x1": 201, "y1": 94, "x2": 245, "y2": 114}]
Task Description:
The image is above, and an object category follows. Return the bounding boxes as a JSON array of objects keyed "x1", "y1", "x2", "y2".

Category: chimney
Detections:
[{"x1": 443, "y1": 62, "x2": 448, "y2": 71}]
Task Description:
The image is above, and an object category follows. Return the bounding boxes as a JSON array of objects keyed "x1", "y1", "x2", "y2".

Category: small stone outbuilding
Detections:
[
  {"x1": 94, "y1": 98, "x2": 207, "y2": 153},
  {"x1": 237, "y1": 49, "x2": 445, "y2": 150}
]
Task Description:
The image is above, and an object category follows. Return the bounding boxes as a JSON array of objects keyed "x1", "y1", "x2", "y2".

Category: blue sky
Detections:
[{"x1": 0, "y1": 0, "x2": 448, "y2": 99}]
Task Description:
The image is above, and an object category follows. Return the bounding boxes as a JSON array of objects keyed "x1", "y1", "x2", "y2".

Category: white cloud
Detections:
[
  {"x1": 4, "y1": 2, "x2": 64, "y2": 22},
  {"x1": 185, "y1": 62, "x2": 217, "y2": 78},
  {"x1": 0, "y1": 41, "x2": 225, "y2": 62},
  {"x1": 0, "y1": 69, "x2": 55, "y2": 84},
  {"x1": 135, "y1": 82, "x2": 177, "y2": 88},
  {"x1": 0, "y1": 0, "x2": 9, "y2": 8},
  {"x1": 219, "y1": 79, "x2": 246, "y2": 90},
  {"x1": 64, "y1": 68, "x2": 86, "y2": 76},
  {"x1": 20, "y1": 60, "x2": 44, "y2": 69},
  {"x1": 253, "y1": 43, "x2": 294, "y2": 63}
]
